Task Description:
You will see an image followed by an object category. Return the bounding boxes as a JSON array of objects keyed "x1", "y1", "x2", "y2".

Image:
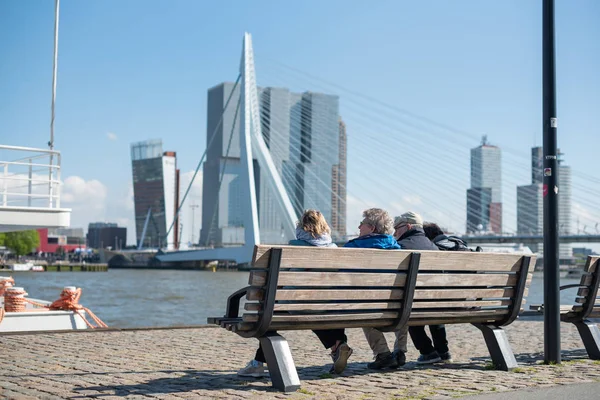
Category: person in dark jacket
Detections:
[
  {"x1": 394, "y1": 212, "x2": 452, "y2": 365},
  {"x1": 344, "y1": 208, "x2": 403, "y2": 370},
  {"x1": 423, "y1": 222, "x2": 470, "y2": 251},
  {"x1": 238, "y1": 210, "x2": 352, "y2": 378}
]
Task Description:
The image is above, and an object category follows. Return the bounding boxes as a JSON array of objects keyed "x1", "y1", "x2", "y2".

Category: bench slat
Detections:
[
  {"x1": 244, "y1": 299, "x2": 511, "y2": 312},
  {"x1": 252, "y1": 246, "x2": 414, "y2": 270},
  {"x1": 242, "y1": 311, "x2": 400, "y2": 323},
  {"x1": 252, "y1": 245, "x2": 530, "y2": 272},
  {"x1": 273, "y1": 289, "x2": 404, "y2": 301},
  {"x1": 247, "y1": 287, "x2": 525, "y2": 302},
  {"x1": 246, "y1": 302, "x2": 403, "y2": 311},
  {"x1": 413, "y1": 288, "x2": 517, "y2": 299},
  {"x1": 417, "y1": 251, "x2": 528, "y2": 272},
  {"x1": 249, "y1": 271, "x2": 522, "y2": 288}
]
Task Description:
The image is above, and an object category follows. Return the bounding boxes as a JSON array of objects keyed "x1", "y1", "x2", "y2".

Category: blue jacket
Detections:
[{"x1": 343, "y1": 234, "x2": 401, "y2": 249}]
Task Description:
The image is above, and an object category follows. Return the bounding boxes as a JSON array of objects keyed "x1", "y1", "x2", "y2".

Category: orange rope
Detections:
[
  {"x1": 0, "y1": 277, "x2": 15, "y2": 324},
  {"x1": 47, "y1": 288, "x2": 108, "y2": 329},
  {"x1": 4, "y1": 287, "x2": 28, "y2": 312},
  {"x1": 0, "y1": 276, "x2": 15, "y2": 297}
]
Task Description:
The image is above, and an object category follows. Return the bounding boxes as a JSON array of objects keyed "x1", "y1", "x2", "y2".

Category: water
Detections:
[
  {"x1": 8, "y1": 269, "x2": 249, "y2": 328},
  {"x1": 6, "y1": 270, "x2": 580, "y2": 328}
]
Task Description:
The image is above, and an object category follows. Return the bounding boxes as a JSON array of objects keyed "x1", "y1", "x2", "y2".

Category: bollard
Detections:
[
  {"x1": 5, "y1": 287, "x2": 28, "y2": 312},
  {"x1": 0, "y1": 276, "x2": 14, "y2": 297}
]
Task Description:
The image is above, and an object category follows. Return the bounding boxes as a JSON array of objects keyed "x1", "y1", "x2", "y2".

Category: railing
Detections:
[{"x1": 0, "y1": 145, "x2": 62, "y2": 209}]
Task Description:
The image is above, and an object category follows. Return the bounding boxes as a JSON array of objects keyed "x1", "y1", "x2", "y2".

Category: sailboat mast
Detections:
[{"x1": 49, "y1": 0, "x2": 60, "y2": 150}]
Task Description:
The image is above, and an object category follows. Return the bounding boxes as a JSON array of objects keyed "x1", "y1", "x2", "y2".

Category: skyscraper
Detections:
[
  {"x1": 200, "y1": 82, "x2": 345, "y2": 246},
  {"x1": 517, "y1": 146, "x2": 572, "y2": 261},
  {"x1": 331, "y1": 119, "x2": 347, "y2": 240},
  {"x1": 130, "y1": 139, "x2": 180, "y2": 249},
  {"x1": 466, "y1": 136, "x2": 502, "y2": 233}
]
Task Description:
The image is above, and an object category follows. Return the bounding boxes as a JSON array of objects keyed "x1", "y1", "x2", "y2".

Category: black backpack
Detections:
[{"x1": 434, "y1": 235, "x2": 482, "y2": 252}]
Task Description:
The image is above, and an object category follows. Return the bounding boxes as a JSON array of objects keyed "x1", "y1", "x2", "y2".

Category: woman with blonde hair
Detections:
[{"x1": 238, "y1": 210, "x2": 352, "y2": 378}]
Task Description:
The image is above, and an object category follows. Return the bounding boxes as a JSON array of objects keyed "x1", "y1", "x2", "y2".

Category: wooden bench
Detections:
[
  {"x1": 209, "y1": 245, "x2": 534, "y2": 392},
  {"x1": 529, "y1": 256, "x2": 600, "y2": 360}
]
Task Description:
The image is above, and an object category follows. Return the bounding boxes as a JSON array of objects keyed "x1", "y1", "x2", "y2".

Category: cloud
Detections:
[
  {"x1": 106, "y1": 132, "x2": 118, "y2": 141},
  {"x1": 58, "y1": 176, "x2": 109, "y2": 232}
]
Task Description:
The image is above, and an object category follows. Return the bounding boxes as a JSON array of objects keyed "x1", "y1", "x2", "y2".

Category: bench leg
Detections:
[
  {"x1": 259, "y1": 332, "x2": 301, "y2": 393},
  {"x1": 473, "y1": 324, "x2": 518, "y2": 371},
  {"x1": 574, "y1": 320, "x2": 600, "y2": 360}
]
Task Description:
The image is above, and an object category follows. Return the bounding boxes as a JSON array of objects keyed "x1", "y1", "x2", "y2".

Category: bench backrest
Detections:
[
  {"x1": 409, "y1": 251, "x2": 533, "y2": 326},
  {"x1": 572, "y1": 256, "x2": 600, "y2": 320},
  {"x1": 236, "y1": 245, "x2": 534, "y2": 337}
]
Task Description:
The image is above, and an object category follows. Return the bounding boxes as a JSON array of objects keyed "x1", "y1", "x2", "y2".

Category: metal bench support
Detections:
[
  {"x1": 574, "y1": 320, "x2": 600, "y2": 360},
  {"x1": 259, "y1": 332, "x2": 301, "y2": 393},
  {"x1": 473, "y1": 324, "x2": 518, "y2": 371}
]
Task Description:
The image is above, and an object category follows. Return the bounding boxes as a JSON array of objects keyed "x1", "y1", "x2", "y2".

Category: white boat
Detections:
[
  {"x1": 0, "y1": 280, "x2": 89, "y2": 333},
  {"x1": 7, "y1": 262, "x2": 44, "y2": 272}
]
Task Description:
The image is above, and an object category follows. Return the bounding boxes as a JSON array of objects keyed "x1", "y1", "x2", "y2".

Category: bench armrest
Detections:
[
  {"x1": 225, "y1": 286, "x2": 249, "y2": 318},
  {"x1": 559, "y1": 283, "x2": 582, "y2": 290}
]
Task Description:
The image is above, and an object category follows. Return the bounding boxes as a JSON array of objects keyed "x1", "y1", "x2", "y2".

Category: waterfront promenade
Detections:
[{"x1": 1, "y1": 321, "x2": 600, "y2": 399}]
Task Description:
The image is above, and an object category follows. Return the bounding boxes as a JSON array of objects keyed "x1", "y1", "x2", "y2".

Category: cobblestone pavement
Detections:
[{"x1": 1, "y1": 321, "x2": 600, "y2": 399}]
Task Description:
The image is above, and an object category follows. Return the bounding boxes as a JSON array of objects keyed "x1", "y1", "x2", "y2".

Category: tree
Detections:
[
  {"x1": 4, "y1": 230, "x2": 40, "y2": 257},
  {"x1": 0, "y1": 232, "x2": 5, "y2": 247}
]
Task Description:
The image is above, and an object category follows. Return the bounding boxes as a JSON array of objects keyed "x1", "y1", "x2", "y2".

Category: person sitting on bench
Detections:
[{"x1": 237, "y1": 209, "x2": 353, "y2": 378}]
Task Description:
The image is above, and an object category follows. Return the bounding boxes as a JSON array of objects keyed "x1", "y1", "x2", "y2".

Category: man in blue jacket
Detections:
[{"x1": 344, "y1": 208, "x2": 402, "y2": 369}]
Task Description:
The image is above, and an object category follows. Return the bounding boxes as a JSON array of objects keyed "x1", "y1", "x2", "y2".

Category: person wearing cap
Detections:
[{"x1": 393, "y1": 211, "x2": 453, "y2": 365}]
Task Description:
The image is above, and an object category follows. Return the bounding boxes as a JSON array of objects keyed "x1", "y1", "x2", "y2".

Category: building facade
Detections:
[
  {"x1": 466, "y1": 136, "x2": 502, "y2": 233},
  {"x1": 130, "y1": 140, "x2": 180, "y2": 249},
  {"x1": 87, "y1": 222, "x2": 127, "y2": 250},
  {"x1": 516, "y1": 146, "x2": 572, "y2": 261},
  {"x1": 330, "y1": 119, "x2": 347, "y2": 240},
  {"x1": 200, "y1": 82, "x2": 345, "y2": 246},
  {"x1": 36, "y1": 227, "x2": 86, "y2": 254}
]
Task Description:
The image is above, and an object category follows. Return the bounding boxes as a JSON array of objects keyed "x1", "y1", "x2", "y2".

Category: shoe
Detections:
[
  {"x1": 392, "y1": 350, "x2": 406, "y2": 367},
  {"x1": 416, "y1": 351, "x2": 441, "y2": 364},
  {"x1": 439, "y1": 351, "x2": 453, "y2": 363},
  {"x1": 331, "y1": 342, "x2": 353, "y2": 374},
  {"x1": 367, "y1": 351, "x2": 398, "y2": 370},
  {"x1": 237, "y1": 359, "x2": 268, "y2": 378}
]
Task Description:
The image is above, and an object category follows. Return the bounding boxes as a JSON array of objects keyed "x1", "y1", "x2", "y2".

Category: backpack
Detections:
[{"x1": 434, "y1": 235, "x2": 481, "y2": 252}]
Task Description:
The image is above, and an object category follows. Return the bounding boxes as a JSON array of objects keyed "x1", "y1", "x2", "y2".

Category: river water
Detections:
[{"x1": 5, "y1": 270, "x2": 581, "y2": 329}]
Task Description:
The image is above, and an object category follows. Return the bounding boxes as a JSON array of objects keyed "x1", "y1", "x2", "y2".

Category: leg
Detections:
[
  {"x1": 255, "y1": 344, "x2": 266, "y2": 363},
  {"x1": 473, "y1": 324, "x2": 518, "y2": 371},
  {"x1": 409, "y1": 326, "x2": 435, "y2": 355},
  {"x1": 393, "y1": 325, "x2": 409, "y2": 366},
  {"x1": 313, "y1": 329, "x2": 352, "y2": 374},
  {"x1": 574, "y1": 320, "x2": 600, "y2": 360},
  {"x1": 429, "y1": 324, "x2": 449, "y2": 354},
  {"x1": 312, "y1": 329, "x2": 347, "y2": 349},
  {"x1": 393, "y1": 325, "x2": 408, "y2": 354},
  {"x1": 259, "y1": 332, "x2": 301, "y2": 392},
  {"x1": 363, "y1": 327, "x2": 390, "y2": 356}
]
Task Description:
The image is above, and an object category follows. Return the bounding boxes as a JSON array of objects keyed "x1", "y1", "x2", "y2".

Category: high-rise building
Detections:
[
  {"x1": 331, "y1": 119, "x2": 347, "y2": 240},
  {"x1": 87, "y1": 222, "x2": 127, "y2": 250},
  {"x1": 517, "y1": 146, "x2": 572, "y2": 261},
  {"x1": 466, "y1": 136, "x2": 502, "y2": 233},
  {"x1": 200, "y1": 82, "x2": 345, "y2": 246},
  {"x1": 130, "y1": 140, "x2": 180, "y2": 249},
  {"x1": 517, "y1": 184, "x2": 543, "y2": 235}
]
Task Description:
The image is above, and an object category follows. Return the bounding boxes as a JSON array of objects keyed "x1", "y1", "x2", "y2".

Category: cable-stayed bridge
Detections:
[{"x1": 157, "y1": 32, "x2": 600, "y2": 266}]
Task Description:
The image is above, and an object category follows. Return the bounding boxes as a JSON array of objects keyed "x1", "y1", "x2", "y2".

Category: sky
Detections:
[{"x1": 1, "y1": 0, "x2": 599, "y2": 248}]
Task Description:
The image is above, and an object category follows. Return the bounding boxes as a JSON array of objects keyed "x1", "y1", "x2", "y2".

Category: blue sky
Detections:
[{"x1": 1, "y1": 0, "x2": 599, "y2": 246}]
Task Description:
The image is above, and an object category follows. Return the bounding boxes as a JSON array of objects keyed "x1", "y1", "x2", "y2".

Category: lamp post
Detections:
[{"x1": 542, "y1": 0, "x2": 560, "y2": 364}]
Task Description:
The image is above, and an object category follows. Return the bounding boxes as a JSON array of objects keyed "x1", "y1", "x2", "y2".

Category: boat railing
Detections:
[{"x1": 0, "y1": 145, "x2": 62, "y2": 209}]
